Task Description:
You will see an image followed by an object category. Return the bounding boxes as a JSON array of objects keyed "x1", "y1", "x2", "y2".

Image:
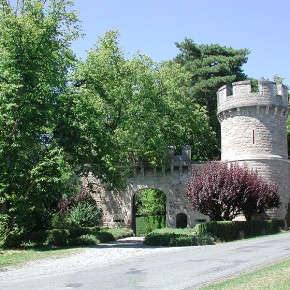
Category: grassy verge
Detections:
[
  {"x1": 0, "y1": 247, "x2": 81, "y2": 269},
  {"x1": 201, "y1": 257, "x2": 290, "y2": 290},
  {"x1": 0, "y1": 227, "x2": 133, "y2": 269}
]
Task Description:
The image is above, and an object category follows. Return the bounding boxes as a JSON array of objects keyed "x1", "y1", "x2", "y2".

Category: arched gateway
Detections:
[{"x1": 84, "y1": 146, "x2": 209, "y2": 228}]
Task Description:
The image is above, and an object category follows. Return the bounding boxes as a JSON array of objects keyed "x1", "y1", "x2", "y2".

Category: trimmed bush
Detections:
[
  {"x1": 28, "y1": 231, "x2": 49, "y2": 246},
  {"x1": 195, "y1": 220, "x2": 284, "y2": 242},
  {"x1": 144, "y1": 228, "x2": 214, "y2": 247},
  {"x1": 45, "y1": 229, "x2": 70, "y2": 246},
  {"x1": 136, "y1": 215, "x2": 166, "y2": 236},
  {"x1": 68, "y1": 226, "x2": 101, "y2": 239},
  {"x1": 69, "y1": 234, "x2": 101, "y2": 246},
  {"x1": 106, "y1": 228, "x2": 134, "y2": 240}
]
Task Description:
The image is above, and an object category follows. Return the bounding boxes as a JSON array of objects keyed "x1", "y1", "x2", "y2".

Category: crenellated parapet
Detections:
[
  {"x1": 131, "y1": 146, "x2": 201, "y2": 178},
  {"x1": 217, "y1": 80, "x2": 288, "y2": 120}
]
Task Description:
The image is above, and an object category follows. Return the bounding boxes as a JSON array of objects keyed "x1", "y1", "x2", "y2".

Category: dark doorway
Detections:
[{"x1": 176, "y1": 213, "x2": 187, "y2": 228}]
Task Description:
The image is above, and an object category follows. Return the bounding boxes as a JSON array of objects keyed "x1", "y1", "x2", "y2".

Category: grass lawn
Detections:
[
  {"x1": 0, "y1": 247, "x2": 82, "y2": 269},
  {"x1": 201, "y1": 257, "x2": 290, "y2": 290}
]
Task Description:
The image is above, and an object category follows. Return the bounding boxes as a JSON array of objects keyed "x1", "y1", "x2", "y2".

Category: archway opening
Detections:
[
  {"x1": 132, "y1": 188, "x2": 166, "y2": 236},
  {"x1": 176, "y1": 213, "x2": 187, "y2": 228}
]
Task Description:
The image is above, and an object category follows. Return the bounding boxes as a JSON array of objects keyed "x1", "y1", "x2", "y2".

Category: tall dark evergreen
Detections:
[{"x1": 174, "y1": 38, "x2": 249, "y2": 150}]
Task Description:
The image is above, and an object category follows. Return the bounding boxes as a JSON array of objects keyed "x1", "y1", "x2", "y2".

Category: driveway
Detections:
[{"x1": 1, "y1": 233, "x2": 290, "y2": 289}]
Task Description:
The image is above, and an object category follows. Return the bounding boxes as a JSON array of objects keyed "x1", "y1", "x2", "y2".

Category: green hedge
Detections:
[
  {"x1": 195, "y1": 220, "x2": 284, "y2": 242},
  {"x1": 19, "y1": 227, "x2": 133, "y2": 248},
  {"x1": 106, "y1": 228, "x2": 134, "y2": 240},
  {"x1": 136, "y1": 215, "x2": 165, "y2": 236},
  {"x1": 144, "y1": 228, "x2": 214, "y2": 247},
  {"x1": 68, "y1": 227, "x2": 101, "y2": 238}
]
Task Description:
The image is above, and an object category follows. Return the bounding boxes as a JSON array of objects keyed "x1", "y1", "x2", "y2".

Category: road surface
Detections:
[{"x1": 1, "y1": 232, "x2": 290, "y2": 289}]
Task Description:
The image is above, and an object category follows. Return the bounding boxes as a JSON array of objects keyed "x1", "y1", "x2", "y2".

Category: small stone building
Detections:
[{"x1": 87, "y1": 80, "x2": 290, "y2": 228}]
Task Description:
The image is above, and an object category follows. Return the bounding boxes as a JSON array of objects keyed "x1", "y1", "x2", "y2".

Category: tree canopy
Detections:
[
  {"x1": 71, "y1": 30, "x2": 217, "y2": 175},
  {"x1": 0, "y1": 0, "x2": 81, "y2": 231}
]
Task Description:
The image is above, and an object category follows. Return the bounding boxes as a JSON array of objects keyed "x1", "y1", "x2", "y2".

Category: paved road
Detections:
[{"x1": 1, "y1": 232, "x2": 290, "y2": 290}]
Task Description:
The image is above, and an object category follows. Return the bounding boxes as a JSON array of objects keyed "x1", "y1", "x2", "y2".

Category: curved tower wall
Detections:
[{"x1": 217, "y1": 80, "x2": 289, "y2": 219}]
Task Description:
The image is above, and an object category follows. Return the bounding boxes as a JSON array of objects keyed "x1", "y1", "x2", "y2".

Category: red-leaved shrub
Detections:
[{"x1": 186, "y1": 162, "x2": 279, "y2": 221}]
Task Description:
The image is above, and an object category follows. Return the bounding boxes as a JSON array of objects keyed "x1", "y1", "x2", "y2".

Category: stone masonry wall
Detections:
[
  {"x1": 84, "y1": 150, "x2": 209, "y2": 228},
  {"x1": 220, "y1": 108, "x2": 288, "y2": 161}
]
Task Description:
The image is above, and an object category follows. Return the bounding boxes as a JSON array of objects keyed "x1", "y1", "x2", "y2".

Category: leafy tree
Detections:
[
  {"x1": 71, "y1": 31, "x2": 217, "y2": 183},
  {"x1": 135, "y1": 189, "x2": 166, "y2": 216},
  {"x1": 174, "y1": 39, "x2": 249, "y2": 145},
  {"x1": 186, "y1": 162, "x2": 279, "y2": 221},
  {"x1": 0, "y1": 0, "x2": 80, "y2": 231}
]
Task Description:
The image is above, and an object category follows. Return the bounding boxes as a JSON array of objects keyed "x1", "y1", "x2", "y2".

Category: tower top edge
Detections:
[
  {"x1": 217, "y1": 80, "x2": 288, "y2": 111},
  {"x1": 218, "y1": 80, "x2": 288, "y2": 97}
]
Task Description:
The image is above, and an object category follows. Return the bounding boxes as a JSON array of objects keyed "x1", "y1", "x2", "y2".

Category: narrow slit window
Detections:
[{"x1": 252, "y1": 129, "x2": 255, "y2": 144}]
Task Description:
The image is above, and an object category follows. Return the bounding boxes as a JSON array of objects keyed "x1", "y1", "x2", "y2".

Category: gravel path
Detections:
[{"x1": 0, "y1": 237, "x2": 183, "y2": 282}]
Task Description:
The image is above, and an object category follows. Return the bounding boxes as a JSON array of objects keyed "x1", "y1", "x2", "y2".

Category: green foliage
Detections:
[
  {"x1": 0, "y1": 6, "x2": 222, "y2": 237},
  {"x1": 68, "y1": 201, "x2": 102, "y2": 227},
  {"x1": 0, "y1": 225, "x2": 26, "y2": 248},
  {"x1": 71, "y1": 30, "x2": 216, "y2": 183},
  {"x1": 50, "y1": 212, "x2": 72, "y2": 229},
  {"x1": 0, "y1": 214, "x2": 9, "y2": 239},
  {"x1": 0, "y1": 214, "x2": 27, "y2": 248},
  {"x1": 69, "y1": 234, "x2": 102, "y2": 246},
  {"x1": 195, "y1": 220, "x2": 284, "y2": 242},
  {"x1": 174, "y1": 38, "x2": 249, "y2": 150},
  {"x1": 136, "y1": 215, "x2": 166, "y2": 236},
  {"x1": 68, "y1": 226, "x2": 101, "y2": 239},
  {"x1": 51, "y1": 203, "x2": 102, "y2": 229},
  {"x1": 135, "y1": 189, "x2": 166, "y2": 216},
  {"x1": 19, "y1": 227, "x2": 132, "y2": 248},
  {"x1": 27, "y1": 231, "x2": 49, "y2": 247},
  {"x1": 45, "y1": 229, "x2": 70, "y2": 246},
  {"x1": 144, "y1": 228, "x2": 214, "y2": 247},
  {"x1": 51, "y1": 188, "x2": 103, "y2": 229},
  {"x1": 105, "y1": 228, "x2": 134, "y2": 240},
  {"x1": 0, "y1": 0, "x2": 81, "y2": 232}
]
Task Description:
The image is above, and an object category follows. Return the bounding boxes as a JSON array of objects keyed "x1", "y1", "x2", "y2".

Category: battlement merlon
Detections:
[
  {"x1": 167, "y1": 145, "x2": 192, "y2": 166},
  {"x1": 217, "y1": 80, "x2": 289, "y2": 114}
]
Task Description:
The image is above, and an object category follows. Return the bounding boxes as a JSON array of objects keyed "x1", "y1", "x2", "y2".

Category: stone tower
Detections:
[{"x1": 217, "y1": 80, "x2": 289, "y2": 220}]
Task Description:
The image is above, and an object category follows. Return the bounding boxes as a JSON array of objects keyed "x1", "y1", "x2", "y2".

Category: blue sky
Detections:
[{"x1": 71, "y1": 0, "x2": 290, "y2": 85}]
